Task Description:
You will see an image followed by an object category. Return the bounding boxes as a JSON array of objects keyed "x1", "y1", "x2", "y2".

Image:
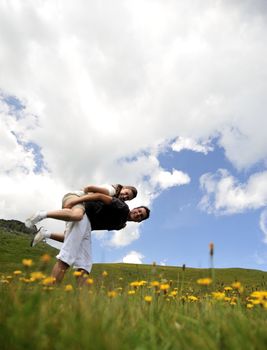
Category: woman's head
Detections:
[{"x1": 118, "y1": 186, "x2": 138, "y2": 201}]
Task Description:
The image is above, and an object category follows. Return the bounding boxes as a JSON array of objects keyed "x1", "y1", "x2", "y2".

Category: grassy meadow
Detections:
[{"x1": 1, "y1": 228, "x2": 267, "y2": 350}]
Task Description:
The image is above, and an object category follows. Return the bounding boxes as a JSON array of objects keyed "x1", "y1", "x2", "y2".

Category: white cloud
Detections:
[
  {"x1": 122, "y1": 250, "x2": 144, "y2": 264},
  {"x1": 160, "y1": 259, "x2": 167, "y2": 266},
  {"x1": 172, "y1": 137, "x2": 213, "y2": 154},
  {"x1": 151, "y1": 168, "x2": 190, "y2": 190},
  {"x1": 0, "y1": 171, "x2": 67, "y2": 232},
  {"x1": 199, "y1": 169, "x2": 267, "y2": 215},
  {"x1": 259, "y1": 208, "x2": 267, "y2": 244},
  {"x1": 108, "y1": 223, "x2": 140, "y2": 248},
  {"x1": 1, "y1": 0, "x2": 267, "y2": 246}
]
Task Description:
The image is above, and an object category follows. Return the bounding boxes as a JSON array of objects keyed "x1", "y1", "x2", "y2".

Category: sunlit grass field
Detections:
[{"x1": 1, "y1": 229, "x2": 267, "y2": 349}]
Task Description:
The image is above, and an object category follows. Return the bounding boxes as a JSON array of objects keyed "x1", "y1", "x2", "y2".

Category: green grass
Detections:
[
  {"x1": 0, "y1": 230, "x2": 58, "y2": 273},
  {"x1": 1, "y1": 229, "x2": 267, "y2": 287},
  {"x1": 1, "y1": 278, "x2": 267, "y2": 350},
  {"x1": 1, "y1": 228, "x2": 267, "y2": 350}
]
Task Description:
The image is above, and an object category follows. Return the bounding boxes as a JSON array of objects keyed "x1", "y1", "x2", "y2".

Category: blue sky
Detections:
[
  {"x1": 1, "y1": 0, "x2": 267, "y2": 271},
  {"x1": 92, "y1": 144, "x2": 267, "y2": 270}
]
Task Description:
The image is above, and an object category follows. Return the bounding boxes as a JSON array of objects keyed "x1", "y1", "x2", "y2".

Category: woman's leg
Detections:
[
  {"x1": 46, "y1": 207, "x2": 84, "y2": 222},
  {"x1": 26, "y1": 194, "x2": 85, "y2": 228}
]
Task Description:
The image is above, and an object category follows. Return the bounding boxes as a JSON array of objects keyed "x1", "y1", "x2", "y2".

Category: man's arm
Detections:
[{"x1": 65, "y1": 193, "x2": 112, "y2": 208}]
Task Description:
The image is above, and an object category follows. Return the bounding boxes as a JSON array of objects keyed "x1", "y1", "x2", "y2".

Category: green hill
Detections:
[
  {"x1": 0, "y1": 220, "x2": 267, "y2": 289},
  {"x1": 0, "y1": 218, "x2": 34, "y2": 234}
]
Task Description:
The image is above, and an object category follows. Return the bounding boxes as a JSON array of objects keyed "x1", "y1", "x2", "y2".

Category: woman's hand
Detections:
[{"x1": 64, "y1": 200, "x2": 77, "y2": 209}]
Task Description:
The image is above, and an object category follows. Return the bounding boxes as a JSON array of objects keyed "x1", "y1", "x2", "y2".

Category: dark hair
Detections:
[
  {"x1": 136, "y1": 206, "x2": 150, "y2": 221},
  {"x1": 113, "y1": 184, "x2": 138, "y2": 199},
  {"x1": 123, "y1": 186, "x2": 138, "y2": 199},
  {"x1": 113, "y1": 184, "x2": 123, "y2": 198}
]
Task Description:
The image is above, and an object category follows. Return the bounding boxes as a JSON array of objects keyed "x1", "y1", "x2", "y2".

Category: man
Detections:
[{"x1": 33, "y1": 193, "x2": 150, "y2": 284}]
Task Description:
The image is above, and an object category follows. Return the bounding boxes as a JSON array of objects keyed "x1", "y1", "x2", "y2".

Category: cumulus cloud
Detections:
[
  {"x1": 199, "y1": 169, "x2": 267, "y2": 215},
  {"x1": 151, "y1": 168, "x2": 190, "y2": 190},
  {"x1": 1, "y1": 0, "x2": 267, "y2": 246},
  {"x1": 160, "y1": 259, "x2": 167, "y2": 266},
  {"x1": 172, "y1": 137, "x2": 213, "y2": 154},
  {"x1": 122, "y1": 250, "x2": 144, "y2": 264},
  {"x1": 108, "y1": 223, "x2": 140, "y2": 247}
]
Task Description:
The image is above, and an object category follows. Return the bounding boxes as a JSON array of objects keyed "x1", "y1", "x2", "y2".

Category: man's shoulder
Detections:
[{"x1": 111, "y1": 197, "x2": 129, "y2": 210}]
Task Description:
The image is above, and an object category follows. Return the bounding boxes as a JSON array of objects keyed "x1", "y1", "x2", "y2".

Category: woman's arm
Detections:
[
  {"x1": 65, "y1": 193, "x2": 113, "y2": 208},
  {"x1": 83, "y1": 185, "x2": 110, "y2": 195}
]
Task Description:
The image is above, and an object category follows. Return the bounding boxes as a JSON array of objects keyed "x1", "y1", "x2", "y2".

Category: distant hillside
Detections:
[
  {"x1": 0, "y1": 225, "x2": 267, "y2": 289},
  {"x1": 0, "y1": 218, "x2": 34, "y2": 234}
]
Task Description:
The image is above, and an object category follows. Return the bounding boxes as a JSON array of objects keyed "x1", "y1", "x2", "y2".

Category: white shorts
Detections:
[
  {"x1": 61, "y1": 193, "x2": 85, "y2": 210},
  {"x1": 56, "y1": 215, "x2": 92, "y2": 273}
]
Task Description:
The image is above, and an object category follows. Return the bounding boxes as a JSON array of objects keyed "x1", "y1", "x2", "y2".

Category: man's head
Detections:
[{"x1": 128, "y1": 206, "x2": 150, "y2": 222}]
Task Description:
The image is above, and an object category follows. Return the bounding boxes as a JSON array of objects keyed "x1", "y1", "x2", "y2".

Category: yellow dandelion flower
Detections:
[
  {"x1": 224, "y1": 297, "x2": 231, "y2": 302},
  {"x1": 20, "y1": 277, "x2": 35, "y2": 283},
  {"x1": 160, "y1": 283, "x2": 170, "y2": 291},
  {"x1": 246, "y1": 303, "x2": 254, "y2": 309},
  {"x1": 30, "y1": 272, "x2": 46, "y2": 280},
  {"x1": 65, "y1": 284, "x2": 73, "y2": 292},
  {"x1": 231, "y1": 282, "x2": 244, "y2": 292},
  {"x1": 128, "y1": 290, "x2": 136, "y2": 295},
  {"x1": 144, "y1": 295, "x2": 152, "y2": 303},
  {"x1": 197, "y1": 278, "x2": 212, "y2": 286},
  {"x1": 250, "y1": 291, "x2": 267, "y2": 300},
  {"x1": 107, "y1": 291, "x2": 117, "y2": 298},
  {"x1": 151, "y1": 281, "x2": 160, "y2": 287},
  {"x1": 231, "y1": 281, "x2": 241, "y2": 289},
  {"x1": 42, "y1": 276, "x2": 56, "y2": 285},
  {"x1": 13, "y1": 270, "x2": 22, "y2": 275},
  {"x1": 187, "y1": 295, "x2": 198, "y2": 302},
  {"x1": 130, "y1": 281, "x2": 140, "y2": 288},
  {"x1": 169, "y1": 291, "x2": 178, "y2": 297},
  {"x1": 139, "y1": 280, "x2": 147, "y2": 286},
  {"x1": 73, "y1": 271, "x2": 82, "y2": 277},
  {"x1": 102, "y1": 271, "x2": 108, "y2": 277},
  {"x1": 40, "y1": 254, "x2": 51, "y2": 263},
  {"x1": 22, "y1": 259, "x2": 33, "y2": 267},
  {"x1": 224, "y1": 286, "x2": 233, "y2": 292},
  {"x1": 86, "y1": 278, "x2": 94, "y2": 285},
  {"x1": 250, "y1": 291, "x2": 260, "y2": 298},
  {"x1": 212, "y1": 292, "x2": 225, "y2": 300}
]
